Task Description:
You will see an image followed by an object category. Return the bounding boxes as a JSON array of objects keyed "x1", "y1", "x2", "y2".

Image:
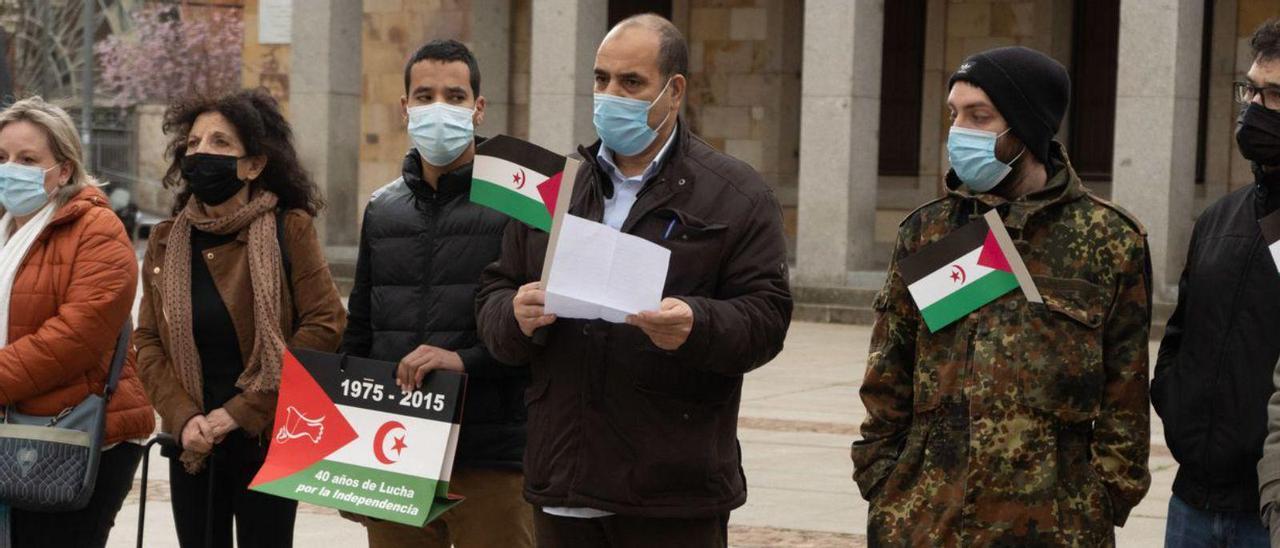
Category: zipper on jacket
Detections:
[
  {"x1": 415, "y1": 194, "x2": 441, "y2": 344},
  {"x1": 564, "y1": 324, "x2": 593, "y2": 506},
  {"x1": 960, "y1": 320, "x2": 978, "y2": 535},
  {"x1": 1198, "y1": 235, "x2": 1263, "y2": 510}
]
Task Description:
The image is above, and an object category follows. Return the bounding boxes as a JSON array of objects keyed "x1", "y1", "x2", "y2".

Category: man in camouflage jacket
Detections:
[{"x1": 851, "y1": 47, "x2": 1152, "y2": 547}]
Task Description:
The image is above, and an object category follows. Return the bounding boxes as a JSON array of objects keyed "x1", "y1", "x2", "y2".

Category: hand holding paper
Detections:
[
  {"x1": 626, "y1": 298, "x2": 694, "y2": 350},
  {"x1": 513, "y1": 281, "x2": 556, "y2": 338}
]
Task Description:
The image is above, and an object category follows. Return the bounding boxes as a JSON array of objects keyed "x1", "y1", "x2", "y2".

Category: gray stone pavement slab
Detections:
[{"x1": 107, "y1": 321, "x2": 1173, "y2": 547}]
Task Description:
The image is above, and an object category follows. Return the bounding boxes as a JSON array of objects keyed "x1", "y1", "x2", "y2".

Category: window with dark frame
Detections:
[
  {"x1": 607, "y1": 0, "x2": 673, "y2": 28},
  {"x1": 877, "y1": 0, "x2": 928, "y2": 177},
  {"x1": 1193, "y1": 0, "x2": 1213, "y2": 184},
  {"x1": 1067, "y1": 0, "x2": 1120, "y2": 183}
]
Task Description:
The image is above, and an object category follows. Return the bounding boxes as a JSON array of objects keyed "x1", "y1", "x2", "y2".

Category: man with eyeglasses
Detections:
[
  {"x1": 1152, "y1": 17, "x2": 1280, "y2": 548},
  {"x1": 1257, "y1": 17, "x2": 1280, "y2": 545}
]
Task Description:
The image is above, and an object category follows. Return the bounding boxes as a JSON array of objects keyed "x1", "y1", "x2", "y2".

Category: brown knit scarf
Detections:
[{"x1": 161, "y1": 190, "x2": 284, "y2": 472}]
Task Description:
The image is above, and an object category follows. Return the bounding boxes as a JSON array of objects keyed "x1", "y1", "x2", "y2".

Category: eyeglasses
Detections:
[{"x1": 1234, "y1": 81, "x2": 1280, "y2": 110}]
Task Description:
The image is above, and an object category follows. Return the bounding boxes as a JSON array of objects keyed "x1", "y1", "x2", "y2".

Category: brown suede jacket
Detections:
[{"x1": 135, "y1": 208, "x2": 346, "y2": 440}]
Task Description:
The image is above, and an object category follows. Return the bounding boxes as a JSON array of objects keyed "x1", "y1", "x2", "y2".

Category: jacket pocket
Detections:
[
  {"x1": 867, "y1": 415, "x2": 951, "y2": 546},
  {"x1": 910, "y1": 323, "x2": 968, "y2": 414},
  {"x1": 656, "y1": 207, "x2": 729, "y2": 237},
  {"x1": 628, "y1": 362, "x2": 739, "y2": 499},
  {"x1": 523, "y1": 370, "x2": 550, "y2": 406},
  {"x1": 872, "y1": 414, "x2": 934, "y2": 500},
  {"x1": 1054, "y1": 429, "x2": 1114, "y2": 542},
  {"x1": 635, "y1": 360, "x2": 738, "y2": 405},
  {"x1": 522, "y1": 367, "x2": 552, "y2": 490},
  {"x1": 654, "y1": 208, "x2": 729, "y2": 295},
  {"x1": 626, "y1": 394, "x2": 730, "y2": 499},
  {"x1": 1011, "y1": 277, "x2": 1107, "y2": 422}
]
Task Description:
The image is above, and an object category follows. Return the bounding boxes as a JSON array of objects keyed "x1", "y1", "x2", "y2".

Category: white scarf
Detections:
[{"x1": 0, "y1": 204, "x2": 56, "y2": 346}]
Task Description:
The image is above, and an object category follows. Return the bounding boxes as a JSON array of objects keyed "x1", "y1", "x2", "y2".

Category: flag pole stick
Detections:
[
  {"x1": 983, "y1": 209, "x2": 1042, "y2": 304},
  {"x1": 533, "y1": 156, "x2": 583, "y2": 344},
  {"x1": 540, "y1": 156, "x2": 582, "y2": 287}
]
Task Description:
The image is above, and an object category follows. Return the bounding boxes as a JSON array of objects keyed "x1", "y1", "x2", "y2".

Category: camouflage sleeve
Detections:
[
  {"x1": 850, "y1": 227, "x2": 919, "y2": 500},
  {"x1": 1092, "y1": 230, "x2": 1153, "y2": 526}
]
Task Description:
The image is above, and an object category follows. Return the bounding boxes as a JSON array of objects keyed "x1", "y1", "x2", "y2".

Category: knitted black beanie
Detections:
[{"x1": 948, "y1": 46, "x2": 1070, "y2": 165}]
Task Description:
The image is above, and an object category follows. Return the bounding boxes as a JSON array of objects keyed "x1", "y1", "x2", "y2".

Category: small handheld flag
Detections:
[
  {"x1": 472, "y1": 135, "x2": 569, "y2": 232},
  {"x1": 1263, "y1": 210, "x2": 1280, "y2": 276},
  {"x1": 898, "y1": 210, "x2": 1041, "y2": 332}
]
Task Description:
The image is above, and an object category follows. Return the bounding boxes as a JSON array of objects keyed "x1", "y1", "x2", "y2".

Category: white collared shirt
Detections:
[{"x1": 595, "y1": 126, "x2": 680, "y2": 231}]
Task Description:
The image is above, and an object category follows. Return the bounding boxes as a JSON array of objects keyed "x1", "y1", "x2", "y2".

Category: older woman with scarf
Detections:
[
  {"x1": 134, "y1": 90, "x2": 345, "y2": 548},
  {"x1": 0, "y1": 98, "x2": 154, "y2": 547}
]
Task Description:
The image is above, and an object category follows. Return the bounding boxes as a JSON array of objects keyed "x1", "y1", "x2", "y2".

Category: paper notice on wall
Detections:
[{"x1": 259, "y1": 0, "x2": 293, "y2": 45}]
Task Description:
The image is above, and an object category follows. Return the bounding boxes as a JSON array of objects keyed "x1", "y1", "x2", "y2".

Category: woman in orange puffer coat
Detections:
[{"x1": 0, "y1": 97, "x2": 155, "y2": 548}]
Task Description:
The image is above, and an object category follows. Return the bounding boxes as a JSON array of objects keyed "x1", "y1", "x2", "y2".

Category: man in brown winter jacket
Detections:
[{"x1": 475, "y1": 13, "x2": 792, "y2": 548}]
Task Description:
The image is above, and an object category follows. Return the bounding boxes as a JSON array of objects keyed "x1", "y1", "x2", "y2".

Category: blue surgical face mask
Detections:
[
  {"x1": 593, "y1": 78, "x2": 674, "y2": 157},
  {"x1": 947, "y1": 126, "x2": 1026, "y2": 193},
  {"x1": 407, "y1": 103, "x2": 476, "y2": 167},
  {"x1": 0, "y1": 163, "x2": 52, "y2": 216}
]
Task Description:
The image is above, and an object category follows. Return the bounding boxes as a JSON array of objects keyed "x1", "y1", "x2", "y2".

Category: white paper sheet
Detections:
[{"x1": 544, "y1": 215, "x2": 671, "y2": 323}]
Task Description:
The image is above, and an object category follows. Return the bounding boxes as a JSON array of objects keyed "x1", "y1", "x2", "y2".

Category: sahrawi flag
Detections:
[
  {"x1": 1263, "y1": 209, "x2": 1280, "y2": 276},
  {"x1": 250, "y1": 349, "x2": 466, "y2": 526},
  {"x1": 472, "y1": 134, "x2": 568, "y2": 231},
  {"x1": 898, "y1": 210, "x2": 1041, "y2": 332}
]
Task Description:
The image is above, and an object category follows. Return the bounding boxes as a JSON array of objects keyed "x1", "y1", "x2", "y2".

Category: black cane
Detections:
[
  {"x1": 204, "y1": 448, "x2": 218, "y2": 548},
  {"x1": 136, "y1": 433, "x2": 177, "y2": 548}
]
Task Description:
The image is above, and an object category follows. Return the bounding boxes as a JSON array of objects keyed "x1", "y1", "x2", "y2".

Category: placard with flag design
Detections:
[{"x1": 249, "y1": 349, "x2": 466, "y2": 526}]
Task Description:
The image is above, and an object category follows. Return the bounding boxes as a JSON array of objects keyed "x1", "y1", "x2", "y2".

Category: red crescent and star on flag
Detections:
[
  {"x1": 512, "y1": 169, "x2": 526, "y2": 190},
  {"x1": 373, "y1": 420, "x2": 409, "y2": 465},
  {"x1": 950, "y1": 265, "x2": 967, "y2": 284}
]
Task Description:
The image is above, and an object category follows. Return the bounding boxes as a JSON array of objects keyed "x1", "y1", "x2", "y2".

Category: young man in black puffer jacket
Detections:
[{"x1": 340, "y1": 39, "x2": 532, "y2": 548}]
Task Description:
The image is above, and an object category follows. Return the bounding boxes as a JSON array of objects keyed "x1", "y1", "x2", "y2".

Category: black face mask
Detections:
[
  {"x1": 181, "y1": 153, "x2": 245, "y2": 206},
  {"x1": 1236, "y1": 103, "x2": 1280, "y2": 167}
]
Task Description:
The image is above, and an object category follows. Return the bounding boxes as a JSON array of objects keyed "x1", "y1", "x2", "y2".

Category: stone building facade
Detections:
[{"x1": 234, "y1": 0, "x2": 1278, "y2": 309}]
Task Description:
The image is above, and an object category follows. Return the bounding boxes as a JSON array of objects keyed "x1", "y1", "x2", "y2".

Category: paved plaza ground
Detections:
[{"x1": 108, "y1": 321, "x2": 1173, "y2": 547}]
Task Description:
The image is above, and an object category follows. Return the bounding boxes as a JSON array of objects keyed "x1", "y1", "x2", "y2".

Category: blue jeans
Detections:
[{"x1": 1165, "y1": 494, "x2": 1270, "y2": 548}]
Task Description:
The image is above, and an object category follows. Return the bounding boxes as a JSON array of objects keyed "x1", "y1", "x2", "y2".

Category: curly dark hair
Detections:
[
  {"x1": 1252, "y1": 17, "x2": 1280, "y2": 63},
  {"x1": 161, "y1": 89, "x2": 324, "y2": 216}
]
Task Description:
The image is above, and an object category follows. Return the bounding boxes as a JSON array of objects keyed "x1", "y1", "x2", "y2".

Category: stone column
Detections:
[
  {"x1": 795, "y1": 0, "x2": 884, "y2": 286},
  {"x1": 471, "y1": 0, "x2": 512, "y2": 136},
  {"x1": 1202, "y1": 0, "x2": 1238, "y2": 205},
  {"x1": 290, "y1": 0, "x2": 362, "y2": 246},
  {"x1": 528, "y1": 0, "x2": 607, "y2": 154},
  {"x1": 1111, "y1": 0, "x2": 1204, "y2": 301},
  {"x1": 917, "y1": 0, "x2": 946, "y2": 204}
]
